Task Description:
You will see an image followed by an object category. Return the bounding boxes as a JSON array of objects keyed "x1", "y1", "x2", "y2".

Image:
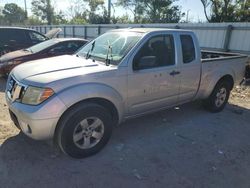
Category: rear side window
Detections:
[
  {"x1": 180, "y1": 35, "x2": 195, "y2": 64},
  {"x1": 0, "y1": 29, "x2": 27, "y2": 43}
]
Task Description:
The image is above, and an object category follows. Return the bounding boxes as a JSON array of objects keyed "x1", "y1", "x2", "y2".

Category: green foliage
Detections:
[
  {"x1": 83, "y1": 0, "x2": 104, "y2": 12},
  {"x1": 0, "y1": 15, "x2": 6, "y2": 25},
  {"x1": 201, "y1": 0, "x2": 250, "y2": 22},
  {"x1": 2, "y1": 3, "x2": 26, "y2": 25},
  {"x1": 31, "y1": 0, "x2": 68, "y2": 25},
  {"x1": 31, "y1": 0, "x2": 54, "y2": 24},
  {"x1": 112, "y1": 14, "x2": 133, "y2": 24},
  {"x1": 69, "y1": 17, "x2": 87, "y2": 24},
  {"x1": 83, "y1": 0, "x2": 110, "y2": 24},
  {"x1": 116, "y1": 0, "x2": 184, "y2": 23},
  {"x1": 27, "y1": 16, "x2": 44, "y2": 25},
  {"x1": 53, "y1": 11, "x2": 68, "y2": 24}
]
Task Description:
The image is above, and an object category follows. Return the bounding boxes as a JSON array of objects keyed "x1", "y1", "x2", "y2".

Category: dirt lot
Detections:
[{"x1": 0, "y1": 77, "x2": 250, "y2": 188}]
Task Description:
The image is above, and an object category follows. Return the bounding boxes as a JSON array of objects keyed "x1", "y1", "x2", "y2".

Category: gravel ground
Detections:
[{"x1": 0, "y1": 77, "x2": 250, "y2": 188}]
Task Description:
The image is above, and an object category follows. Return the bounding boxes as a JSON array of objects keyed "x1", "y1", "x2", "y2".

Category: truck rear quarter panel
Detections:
[{"x1": 197, "y1": 56, "x2": 247, "y2": 99}]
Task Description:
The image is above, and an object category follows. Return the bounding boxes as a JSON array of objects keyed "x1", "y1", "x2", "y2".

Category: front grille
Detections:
[{"x1": 7, "y1": 76, "x2": 26, "y2": 102}]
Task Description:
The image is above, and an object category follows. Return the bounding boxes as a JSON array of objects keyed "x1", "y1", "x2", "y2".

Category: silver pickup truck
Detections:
[{"x1": 5, "y1": 28, "x2": 248, "y2": 158}]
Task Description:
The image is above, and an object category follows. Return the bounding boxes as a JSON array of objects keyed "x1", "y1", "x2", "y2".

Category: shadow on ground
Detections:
[{"x1": 1, "y1": 102, "x2": 250, "y2": 188}]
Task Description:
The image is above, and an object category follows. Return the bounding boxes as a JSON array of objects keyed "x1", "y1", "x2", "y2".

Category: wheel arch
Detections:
[
  {"x1": 198, "y1": 72, "x2": 235, "y2": 99},
  {"x1": 54, "y1": 97, "x2": 120, "y2": 141},
  {"x1": 216, "y1": 74, "x2": 234, "y2": 90}
]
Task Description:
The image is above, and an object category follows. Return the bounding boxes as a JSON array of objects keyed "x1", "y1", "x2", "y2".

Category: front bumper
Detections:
[{"x1": 6, "y1": 94, "x2": 67, "y2": 140}]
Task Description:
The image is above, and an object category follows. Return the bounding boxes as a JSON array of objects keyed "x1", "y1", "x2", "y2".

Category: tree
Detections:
[
  {"x1": 201, "y1": 0, "x2": 250, "y2": 22},
  {"x1": 31, "y1": 0, "x2": 54, "y2": 24},
  {"x1": 83, "y1": 0, "x2": 110, "y2": 24},
  {"x1": 2, "y1": 3, "x2": 26, "y2": 25},
  {"x1": 116, "y1": 0, "x2": 184, "y2": 23},
  {"x1": 116, "y1": 0, "x2": 143, "y2": 23},
  {"x1": 27, "y1": 16, "x2": 43, "y2": 25},
  {"x1": 53, "y1": 11, "x2": 68, "y2": 24},
  {"x1": 112, "y1": 14, "x2": 133, "y2": 24},
  {"x1": 0, "y1": 15, "x2": 6, "y2": 25}
]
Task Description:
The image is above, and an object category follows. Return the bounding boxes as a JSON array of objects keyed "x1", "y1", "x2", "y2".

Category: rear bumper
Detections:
[{"x1": 6, "y1": 94, "x2": 67, "y2": 140}]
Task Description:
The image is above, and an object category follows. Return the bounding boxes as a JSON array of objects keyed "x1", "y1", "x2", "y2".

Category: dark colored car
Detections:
[
  {"x1": 0, "y1": 38, "x2": 88, "y2": 75},
  {"x1": 0, "y1": 27, "x2": 61, "y2": 56}
]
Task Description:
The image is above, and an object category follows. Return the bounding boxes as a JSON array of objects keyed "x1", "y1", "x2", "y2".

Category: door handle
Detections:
[{"x1": 169, "y1": 70, "x2": 180, "y2": 76}]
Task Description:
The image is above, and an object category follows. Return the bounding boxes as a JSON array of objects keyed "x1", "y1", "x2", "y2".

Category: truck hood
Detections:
[{"x1": 12, "y1": 55, "x2": 116, "y2": 85}]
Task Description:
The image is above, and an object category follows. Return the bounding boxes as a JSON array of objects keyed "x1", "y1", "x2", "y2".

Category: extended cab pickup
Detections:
[{"x1": 5, "y1": 28, "x2": 248, "y2": 158}]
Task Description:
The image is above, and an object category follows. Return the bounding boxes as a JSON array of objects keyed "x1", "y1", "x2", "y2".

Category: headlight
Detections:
[{"x1": 22, "y1": 86, "x2": 54, "y2": 105}]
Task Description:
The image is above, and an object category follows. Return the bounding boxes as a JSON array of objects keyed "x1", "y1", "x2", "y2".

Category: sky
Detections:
[{"x1": 0, "y1": 0, "x2": 208, "y2": 22}]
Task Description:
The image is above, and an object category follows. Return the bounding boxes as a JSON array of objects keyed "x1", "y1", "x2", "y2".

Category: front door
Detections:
[{"x1": 127, "y1": 34, "x2": 180, "y2": 115}]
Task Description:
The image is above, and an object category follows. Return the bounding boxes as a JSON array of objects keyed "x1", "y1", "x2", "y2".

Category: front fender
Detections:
[{"x1": 56, "y1": 83, "x2": 125, "y2": 122}]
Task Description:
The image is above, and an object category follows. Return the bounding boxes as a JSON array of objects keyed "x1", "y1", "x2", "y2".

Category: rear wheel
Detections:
[
  {"x1": 203, "y1": 81, "x2": 231, "y2": 113},
  {"x1": 55, "y1": 103, "x2": 113, "y2": 158}
]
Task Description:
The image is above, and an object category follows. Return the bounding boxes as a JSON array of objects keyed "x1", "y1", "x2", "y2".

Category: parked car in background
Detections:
[
  {"x1": 0, "y1": 27, "x2": 61, "y2": 56},
  {"x1": 0, "y1": 38, "x2": 88, "y2": 76}
]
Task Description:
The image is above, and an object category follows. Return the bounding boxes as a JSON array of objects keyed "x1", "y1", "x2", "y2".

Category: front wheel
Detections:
[
  {"x1": 203, "y1": 81, "x2": 231, "y2": 113},
  {"x1": 55, "y1": 103, "x2": 113, "y2": 158}
]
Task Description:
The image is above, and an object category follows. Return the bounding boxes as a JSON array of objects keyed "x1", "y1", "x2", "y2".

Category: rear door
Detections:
[
  {"x1": 127, "y1": 33, "x2": 180, "y2": 115},
  {"x1": 1, "y1": 29, "x2": 30, "y2": 51},
  {"x1": 178, "y1": 33, "x2": 201, "y2": 102}
]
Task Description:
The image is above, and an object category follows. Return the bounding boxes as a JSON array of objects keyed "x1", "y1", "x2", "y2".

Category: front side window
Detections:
[
  {"x1": 29, "y1": 31, "x2": 47, "y2": 42},
  {"x1": 77, "y1": 31, "x2": 143, "y2": 65},
  {"x1": 65, "y1": 41, "x2": 82, "y2": 52},
  {"x1": 49, "y1": 43, "x2": 66, "y2": 53},
  {"x1": 133, "y1": 35, "x2": 175, "y2": 70},
  {"x1": 180, "y1": 35, "x2": 195, "y2": 64}
]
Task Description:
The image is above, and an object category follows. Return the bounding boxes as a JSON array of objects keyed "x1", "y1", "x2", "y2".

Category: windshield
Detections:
[
  {"x1": 27, "y1": 39, "x2": 58, "y2": 53},
  {"x1": 77, "y1": 31, "x2": 143, "y2": 65}
]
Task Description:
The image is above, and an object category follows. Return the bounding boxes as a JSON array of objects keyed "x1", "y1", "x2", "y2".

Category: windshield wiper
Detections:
[
  {"x1": 105, "y1": 45, "x2": 113, "y2": 66},
  {"x1": 86, "y1": 41, "x2": 95, "y2": 60}
]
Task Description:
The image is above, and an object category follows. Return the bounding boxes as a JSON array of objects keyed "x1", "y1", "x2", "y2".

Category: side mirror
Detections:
[{"x1": 135, "y1": 56, "x2": 156, "y2": 70}]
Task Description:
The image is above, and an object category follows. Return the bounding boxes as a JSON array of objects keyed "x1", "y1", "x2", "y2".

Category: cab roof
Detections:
[
  {"x1": 109, "y1": 27, "x2": 191, "y2": 34},
  {"x1": 0, "y1": 26, "x2": 36, "y2": 31}
]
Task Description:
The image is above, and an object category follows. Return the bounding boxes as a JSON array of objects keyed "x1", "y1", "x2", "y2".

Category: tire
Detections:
[
  {"x1": 55, "y1": 103, "x2": 113, "y2": 158},
  {"x1": 203, "y1": 80, "x2": 231, "y2": 113}
]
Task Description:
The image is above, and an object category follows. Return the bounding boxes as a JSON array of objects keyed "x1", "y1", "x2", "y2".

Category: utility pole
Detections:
[
  {"x1": 186, "y1": 9, "x2": 190, "y2": 22},
  {"x1": 24, "y1": 0, "x2": 28, "y2": 18},
  {"x1": 108, "y1": 0, "x2": 111, "y2": 23}
]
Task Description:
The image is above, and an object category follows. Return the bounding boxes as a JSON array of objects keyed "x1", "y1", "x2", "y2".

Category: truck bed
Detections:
[
  {"x1": 201, "y1": 50, "x2": 248, "y2": 62},
  {"x1": 201, "y1": 50, "x2": 250, "y2": 80}
]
